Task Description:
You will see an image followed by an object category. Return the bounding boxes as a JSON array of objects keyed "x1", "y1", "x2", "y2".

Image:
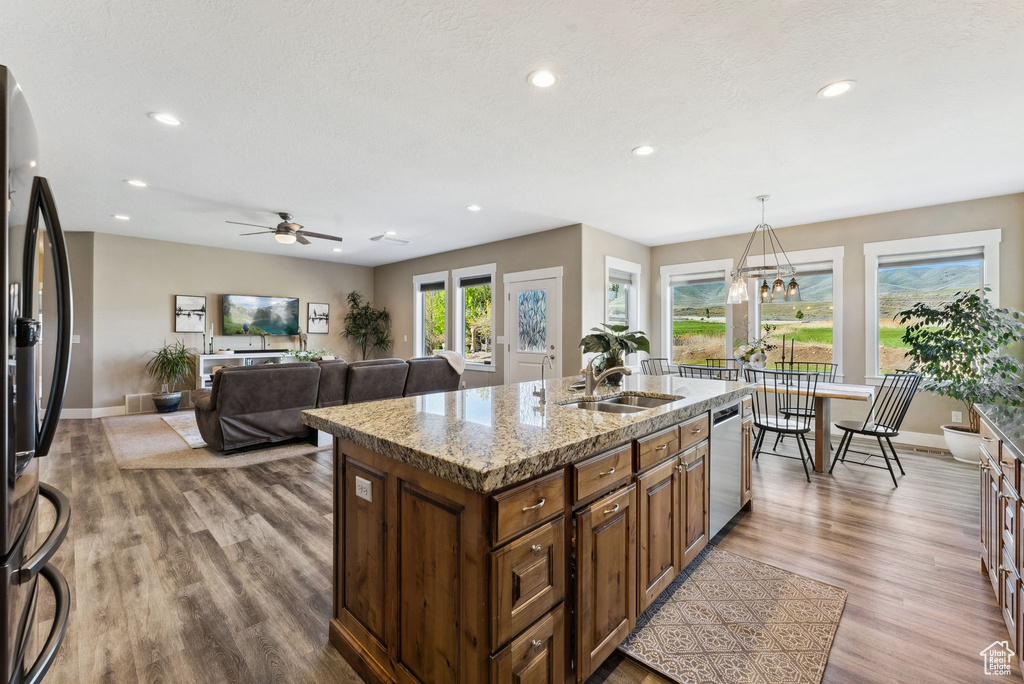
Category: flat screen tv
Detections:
[{"x1": 221, "y1": 295, "x2": 300, "y2": 336}]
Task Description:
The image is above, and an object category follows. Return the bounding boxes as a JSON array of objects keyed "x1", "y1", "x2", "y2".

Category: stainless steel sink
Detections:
[
  {"x1": 564, "y1": 401, "x2": 646, "y2": 414},
  {"x1": 600, "y1": 395, "x2": 678, "y2": 409}
]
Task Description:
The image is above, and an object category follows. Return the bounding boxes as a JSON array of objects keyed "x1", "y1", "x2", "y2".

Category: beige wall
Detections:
[
  {"x1": 581, "y1": 225, "x2": 652, "y2": 336},
  {"x1": 79, "y1": 233, "x2": 374, "y2": 409},
  {"x1": 649, "y1": 193, "x2": 1024, "y2": 436},
  {"x1": 372, "y1": 225, "x2": 584, "y2": 387}
]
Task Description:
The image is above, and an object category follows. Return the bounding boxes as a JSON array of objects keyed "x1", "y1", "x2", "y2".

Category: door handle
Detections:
[
  {"x1": 19, "y1": 482, "x2": 71, "y2": 583},
  {"x1": 603, "y1": 503, "x2": 620, "y2": 514},
  {"x1": 22, "y1": 563, "x2": 69, "y2": 684}
]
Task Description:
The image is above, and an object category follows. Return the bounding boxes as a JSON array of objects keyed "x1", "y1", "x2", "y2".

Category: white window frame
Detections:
[
  {"x1": 413, "y1": 270, "x2": 449, "y2": 357},
  {"x1": 605, "y1": 256, "x2": 641, "y2": 330},
  {"x1": 863, "y1": 228, "x2": 1000, "y2": 383},
  {"x1": 660, "y1": 258, "x2": 733, "y2": 365},
  {"x1": 744, "y1": 246, "x2": 845, "y2": 379},
  {"x1": 452, "y1": 263, "x2": 497, "y2": 372}
]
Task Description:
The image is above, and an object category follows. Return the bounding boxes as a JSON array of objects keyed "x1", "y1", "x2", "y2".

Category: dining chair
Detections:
[
  {"x1": 771, "y1": 361, "x2": 839, "y2": 450},
  {"x1": 678, "y1": 364, "x2": 740, "y2": 381},
  {"x1": 829, "y1": 370, "x2": 922, "y2": 488},
  {"x1": 641, "y1": 358, "x2": 672, "y2": 376},
  {"x1": 745, "y1": 368, "x2": 819, "y2": 483},
  {"x1": 705, "y1": 358, "x2": 741, "y2": 369}
]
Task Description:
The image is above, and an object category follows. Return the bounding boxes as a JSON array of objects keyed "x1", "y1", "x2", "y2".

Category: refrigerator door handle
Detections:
[
  {"x1": 25, "y1": 176, "x2": 73, "y2": 458},
  {"x1": 21, "y1": 562, "x2": 70, "y2": 684},
  {"x1": 18, "y1": 482, "x2": 70, "y2": 583}
]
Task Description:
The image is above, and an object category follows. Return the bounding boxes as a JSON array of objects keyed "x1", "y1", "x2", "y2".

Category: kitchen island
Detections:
[{"x1": 303, "y1": 374, "x2": 755, "y2": 684}]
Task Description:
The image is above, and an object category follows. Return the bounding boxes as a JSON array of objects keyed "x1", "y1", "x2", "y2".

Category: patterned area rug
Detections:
[{"x1": 619, "y1": 546, "x2": 846, "y2": 683}]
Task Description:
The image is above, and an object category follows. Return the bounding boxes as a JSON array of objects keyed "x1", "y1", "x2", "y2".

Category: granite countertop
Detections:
[
  {"x1": 978, "y1": 404, "x2": 1024, "y2": 458},
  {"x1": 302, "y1": 375, "x2": 754, "y2": 493}
]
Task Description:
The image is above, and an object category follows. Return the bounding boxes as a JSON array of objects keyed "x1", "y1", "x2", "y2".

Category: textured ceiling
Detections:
[{"x1": 2, "y1": 0, "x2": 1023, "y2": 266}]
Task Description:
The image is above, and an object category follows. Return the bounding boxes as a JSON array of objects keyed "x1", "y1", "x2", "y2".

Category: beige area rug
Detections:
[
  {"x1": 619, "y1": 546, "x2": 846, "y2": 684},
  {"x1": 161, "y1": 412, "x2": 207, "y2": 448},
  {"x1": 101, "y1": 413, "x2": 329, "y2": 470}
]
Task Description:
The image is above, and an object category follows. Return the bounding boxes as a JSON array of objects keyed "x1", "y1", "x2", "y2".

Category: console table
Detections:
[{"x1": 194, "y1": 351, "x2": 290, "y2": 390}]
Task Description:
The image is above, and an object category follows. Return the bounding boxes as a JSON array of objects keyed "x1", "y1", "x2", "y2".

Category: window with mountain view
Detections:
[
  {"x1": 877, "y1": 250, "x2": 983, "y2": 374},
  {"x1": 758, "y1": 267, "x2": 834, "y2": 366},
  {"x1": 669, "y1": 273, "x2": 727, "y2": 364}
]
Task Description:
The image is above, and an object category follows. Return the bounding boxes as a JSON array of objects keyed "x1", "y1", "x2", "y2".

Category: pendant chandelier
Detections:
[{"x1": 726, "y1": 195, "x2": 799, "y2": 304}]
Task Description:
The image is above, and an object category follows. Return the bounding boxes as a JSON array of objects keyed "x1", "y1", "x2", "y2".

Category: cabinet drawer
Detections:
[
  {"x1": 636, "y1": 426, "x2": 680, "y2": 472},
  {"x1": 490, "y1": 518, "x2": 565, "y2": 650},
  {"x1": 490, "y1": 604, "x2": 565, "y2": 684},
  {"x1": 573, "y1": 445, "x2": 632, "y2": 504},
  {"x1": 491, "y1": 471, "x2": 565, "y2": 546},
  {"x1": 679, "y1": 414, "x2": 710, "y2": 452}
]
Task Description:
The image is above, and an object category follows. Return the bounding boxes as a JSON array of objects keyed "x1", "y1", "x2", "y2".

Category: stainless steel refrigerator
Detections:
[{"x1": 0, "y1": 65, "x2": 72, "y2": 684}]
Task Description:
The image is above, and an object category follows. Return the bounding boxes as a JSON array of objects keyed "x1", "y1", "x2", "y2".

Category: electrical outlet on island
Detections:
[{"x1": 952, "y1": 410, "x2": 963, "y2": 424}]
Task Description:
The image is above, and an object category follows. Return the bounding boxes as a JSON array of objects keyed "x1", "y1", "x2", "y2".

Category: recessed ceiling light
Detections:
[
  {"x1": 817, "y1": 80, "x2": 856, "y2": 99},
  {"x1": 466, "y1": 204, "x2": 482, "y2": 212},
  {"x1": 124, "y1": 179, "x2": 148, "y2": 187},
  {"x1": 528, "y1": 70, "x2": 557, "y2": 88},
  {"x1": 112, "y1": 214, "x2": 131, "y2": 221},
  {"x1": 149, "y1": 112, "x2": 184, "y2": 126},
  {"x1": 631, "y1": 145, "x2": 656, "y2": 156},
  {"x1": 29, "y1": 161, "x2": 36, "y2": 168},
  {"x1": 332, "y1": 247, "x2": 342, "y2": 252},
  {"x1": 385, "y1": 230, "x2": 397, "y2": 236}
]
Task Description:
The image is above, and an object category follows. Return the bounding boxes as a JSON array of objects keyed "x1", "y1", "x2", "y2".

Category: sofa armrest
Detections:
[{"x1": 192, "y1": 389, "x2": 214, "y2": 412}]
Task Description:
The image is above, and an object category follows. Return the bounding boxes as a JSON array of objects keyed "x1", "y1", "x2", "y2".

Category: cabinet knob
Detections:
[
  {"x1": 530, "y1": 544, "x2": 543, "y2": 555},
  {"x1": 677, "y1": 464, "x2": 683, "y2": 473},
  {"x1": 603, "y1": 503, "x2": 620, "y2": 515},
  {"x1": 530, "y1": 639, "x2": 544, "y2": 652},
  {"x1": 521, "y1": 498, "x2": 546, "y2": 512}
]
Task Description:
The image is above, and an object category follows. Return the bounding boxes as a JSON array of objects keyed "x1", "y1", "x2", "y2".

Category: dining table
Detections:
[{"x1": 760, "y1": 381, "x2": 875, "y2": 471}]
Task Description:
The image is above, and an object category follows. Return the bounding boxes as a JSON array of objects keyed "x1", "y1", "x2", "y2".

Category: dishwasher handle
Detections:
[{"x1": 713, "y1": 404, "x2": 740, "y2": 424}]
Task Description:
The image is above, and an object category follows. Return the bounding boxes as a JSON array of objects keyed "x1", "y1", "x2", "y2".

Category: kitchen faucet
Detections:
[
  {"x1": 533, "y1": 355, "x2": 554, "y2": 402},
  {"x1": 584, "y1": 355, "x2": 632, "y2": 395}
]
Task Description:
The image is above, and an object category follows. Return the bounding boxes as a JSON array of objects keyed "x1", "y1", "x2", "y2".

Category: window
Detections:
[
  {"x1": 453, "y1": 264, "x2": 496, "y2": 371},
  {"x1": 413, "y1": 271, "x2": 448, "y2": 357},
  {"x1": 605, "y1": 257, "x2": 641, "y2": 329},
  {"x1": 607, "y1": 269, "x2": 632, "y2": 325},
  {"x1": 660, "y1": 259, "x2": 733, "y2": 366},
  {"x1": 745, "y1": 247, "x2": 845, "y2": 376},
  {"x1": 864, "y1": 230, "x2": 1000, "y2": 380}
]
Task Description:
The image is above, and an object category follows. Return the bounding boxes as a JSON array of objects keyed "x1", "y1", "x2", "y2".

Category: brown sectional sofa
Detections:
[{"x1": 192, "y1": 356, "x2": 461, "y2": 451}]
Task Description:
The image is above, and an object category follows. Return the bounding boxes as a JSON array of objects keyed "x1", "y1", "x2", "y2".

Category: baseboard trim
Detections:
[
  {"x1": 60, "y1": 406, "x2": 126, "y2": 419},
  {"x1": 831, "y1": 427, "x2": 947, "y2": 453}
]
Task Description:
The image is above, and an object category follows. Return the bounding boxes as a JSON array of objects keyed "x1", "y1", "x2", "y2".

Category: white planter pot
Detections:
[{"x1": 942, "y1": 424, "x2": 982, "y2": 463}]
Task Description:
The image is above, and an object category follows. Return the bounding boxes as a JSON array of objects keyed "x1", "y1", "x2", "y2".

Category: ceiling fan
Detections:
[{"x1": 225, "y1": 212, "x2": 343, "y2": 246}]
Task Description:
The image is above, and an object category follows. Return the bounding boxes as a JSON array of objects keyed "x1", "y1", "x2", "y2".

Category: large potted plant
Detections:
[
  {"x1": 897, "y1": 288, "x2": 1024, "y2": 462},
  {"x1": 342, "y1": 291, "x2": 393, "y2": 360},
  {"x1": 145, "y1": 340, "x2": 197, "y2": 413},
  {"x1": 579, "y1": 324, "x2": 651, "y2": 386}
]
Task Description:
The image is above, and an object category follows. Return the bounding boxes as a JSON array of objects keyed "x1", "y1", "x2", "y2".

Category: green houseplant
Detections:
[
  {"x1": 145, "y1": 340, "x2": 197, "y2": 413},
  {"x1": 342, "y1": 291, "x2": 393, "y2": 360},
  {"x1": 897, "y1": 288, "x2": 1024, "y2": 461},
  {"x1": 579, "y1": 324, "x2": 651, "y2": 386}
]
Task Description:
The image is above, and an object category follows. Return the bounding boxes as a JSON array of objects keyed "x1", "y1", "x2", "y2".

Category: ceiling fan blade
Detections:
[
  {"x1": 239, "y1": 231, "x2": 271, "y2": 236},
  {"x1": 301, "y1": 231, "x2": 344, "y2": 243},
  {"x1": 226, "y1": 220, "x2": 274, "y2": 229},
  {"x1": 295, "y1": 234, "x2": 311, "y2": 245}
]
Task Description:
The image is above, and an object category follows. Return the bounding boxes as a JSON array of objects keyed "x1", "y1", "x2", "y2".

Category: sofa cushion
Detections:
[
  {"x1": 403, "y1": 357, "x2": 461, "y2": 397},
  {"x1": 346, "y1": 359, "x2": 409, "y2": 404},
  {"x1": 316, "y1": 359, "x2": 350, "y2": 408},
  {"x1": 192, "y1": 388, "x2": 214, "y2": 411}
]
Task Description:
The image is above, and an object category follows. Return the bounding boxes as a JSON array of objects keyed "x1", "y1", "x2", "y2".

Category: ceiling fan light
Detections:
[{"x1": 275, "y1": 232, "x2": 296, "y2": 244}]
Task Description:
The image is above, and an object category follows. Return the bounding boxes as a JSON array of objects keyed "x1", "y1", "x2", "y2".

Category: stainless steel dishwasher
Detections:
[{"x1": 710, "y1": 402, "x2": 742, "y2": 538}]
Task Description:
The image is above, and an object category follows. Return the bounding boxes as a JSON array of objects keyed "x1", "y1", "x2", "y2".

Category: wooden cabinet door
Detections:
[
  {"x1": 490, "y1": 604, "x2": 565, "y2": 684},
  {"x1": 740, "y1": 419, "x2": 753, "y2": 509},
  {"x1": 636, "y1": 457, "x2": 681, "y2": 614},
  {"x1": 680, "y1": 442, "x2": 709, "y2": 568},
  {"x1": 574, "y1": 485, "x2": 636, "y2": 683}
]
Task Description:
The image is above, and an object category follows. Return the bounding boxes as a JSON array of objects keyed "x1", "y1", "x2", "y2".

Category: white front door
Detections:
[{"x1": 505, "y1": 274, "x2": 561, "y2": 384}]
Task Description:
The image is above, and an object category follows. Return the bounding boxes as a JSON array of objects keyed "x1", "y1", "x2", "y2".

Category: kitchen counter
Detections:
[
  {"x1": 977, "y1": 404, "x2": 1024, "y2": 458},
  {"x1": 302, "y1": 374, "x2": 753, "y2": 492}
]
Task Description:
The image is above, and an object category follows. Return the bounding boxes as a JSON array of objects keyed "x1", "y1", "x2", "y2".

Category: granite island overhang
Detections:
[{"x1": 302, "y1": 375, "x2": 756, "y2": 684}]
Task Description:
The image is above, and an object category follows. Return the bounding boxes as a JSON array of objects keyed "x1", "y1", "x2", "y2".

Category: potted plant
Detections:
[
  {"x1": 342, "y1": 291, "x2": 393, "y2": 360},
  {"x1": 897, "y1": 288, "x2": 1024, "y2": 462},
  {"x1": 579, "y1": 324, "x2": 651, "y2": 386},
  {"x1": 145, "y1": 340, "x2": 197, "y2": 413}
]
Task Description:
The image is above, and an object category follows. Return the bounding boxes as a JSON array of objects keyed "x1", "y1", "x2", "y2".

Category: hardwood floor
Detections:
[{"x1": 27, "y1": 419, "x2": 1009, "y2": 683}]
